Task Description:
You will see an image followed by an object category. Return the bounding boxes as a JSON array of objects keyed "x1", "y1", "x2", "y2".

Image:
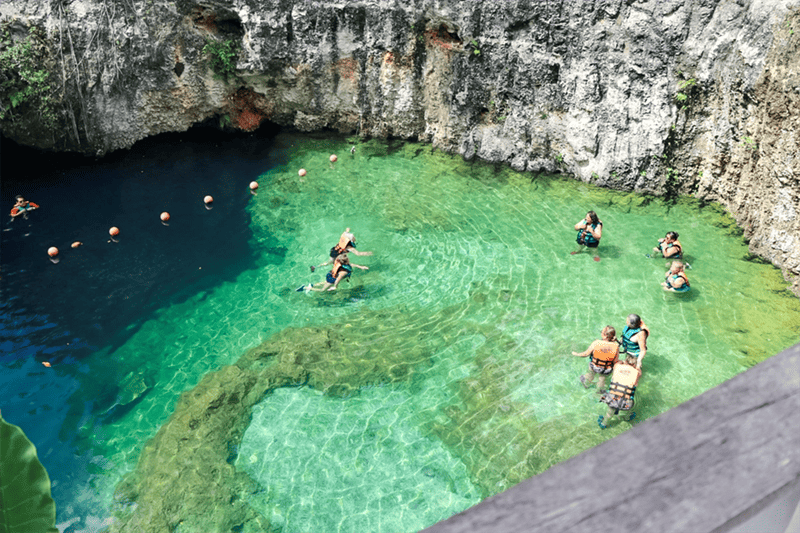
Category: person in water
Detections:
[
  {"x1": 620, "y1": 313, "x2": 649, "y2": 369},
  {"x1": 316, "y1": 227, "x2": 373, "y2": 269},
  {"x1": 653, "y1": 231, "x2": 682, "y2": 259},
  {"x1": 572, "y1": 326, "x2": 620, "y2": 393},
  {"x1": 9, "y1": 195, "x2": 39, "y2": 219},
  {"x1": 309, "y1": 253, "x2": 368, "y2": 291},
  {"x1": 571, "y1": 211, "x2": 602, "y2": 261},
  {"x1": 662, "y1": 261, "x2": 690, "y2": 293},
  {"x1": 598, "y1": 359, "x2": 642, "y2": 429}
]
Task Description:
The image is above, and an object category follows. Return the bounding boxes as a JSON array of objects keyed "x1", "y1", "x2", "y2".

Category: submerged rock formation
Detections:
[{"x1": 0, "y1": 0, "x2": 798, "y2": 291}]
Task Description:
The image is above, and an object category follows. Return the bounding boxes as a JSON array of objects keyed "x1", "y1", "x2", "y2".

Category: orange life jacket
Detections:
[
  {"x1": 608, "y1": 362, "x2": 641, "y2": 399},
  {"x1": 590, "y1": 340, "x2": 619, "y2": 369},
  {"x1": 334, "y1": 232, "x2": 355, "y2": 255}
]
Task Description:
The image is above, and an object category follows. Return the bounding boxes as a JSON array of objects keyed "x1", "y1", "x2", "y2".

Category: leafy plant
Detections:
[
  {"x1": 203, "y1": 37, "x2": 240, "y2": 81},
  {"x1": 640, "y1": 170, "x2": 647, "y2": 177},
  {"x1": 539, "y1": 112, "x2": 548, "y2": 119},
  {"x1": 468, "y1": 39, "x2": 481, "y2": 56},
  {"x1": 674, "y1": 78, "x2": 696, "y2": 110},
  {"x1": 555, "y1": 153, "x2": 564, "y2": 165},
  {"x1": 0, "y1": 415, "x2": 58, "y2": 532},
  {"x1": 0, "y1": 24, "x2": 57, "y2": 127}
]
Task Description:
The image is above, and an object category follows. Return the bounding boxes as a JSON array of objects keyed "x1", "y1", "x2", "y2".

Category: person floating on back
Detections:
[
  {"x1": 598, "y1": 359, "x2": 641, "y2": 429},
  {"x1": 652, "y1": 231, "x2": 682, "y2": 259},
  {"x1": 571, "y1": 210, "x2": 602, "y2": 261},
  {"x1": 662, "y1": 261, "x2": 690, "y2": 293},
  {"x1": 10, "y1": 195, "x2": 39, "y2": 220},
  {"x1": 307, "y1": 253, "x2": 369, "y2": 292},
  {"x1": 572, "y1": 325, "x2": 620, "y2": 394},
  {"x1": 313, "y1": 227, "x2": 373, "y2": 271}
]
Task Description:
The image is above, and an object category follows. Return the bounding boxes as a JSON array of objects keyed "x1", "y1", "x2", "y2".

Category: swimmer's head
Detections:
[
  {"x1": 670, "y1": 261, "x2": 684, "y2": 273},
  {"x1": 586, "y1": 211, "x2": 599, "y2": 225},
  {"x1": 666, "y1": 231, "x2": 679, "y2": 241},
  {"x1": 601, "y1": 326, "x2": 616, "y2": 340},
  {"x1": 336, "y1": 253, "x2": 350, "y2": 264},
  {"x1": 627, "y1": 314, "x2": 642, "y2": 328},
  {"x1": 14, "y1": 195, "x2": 25, "y2": 204}
]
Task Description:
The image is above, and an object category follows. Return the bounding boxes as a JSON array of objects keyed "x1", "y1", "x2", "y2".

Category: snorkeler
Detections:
[
  {"x1": 662, "y1": 261, "x2": 690, "y2": 293},
  {"x1": 308, "y1": 253, "x2": 369, "y2": 291},
  {"x1": 571, "y1": 211, "x2": 602, "y2": 261},
  {"x1": 572, "y1": 326, "x2": 620, "y2": 394},
  {"x1": 597, "y1": 359, "x2": 641, "y2": 429},
  {"x1": 10, "y1": 195, "x2": 39, "y2": 220},
  {"x1": 314, "y1": 227, "x2": 373, "y2": 270}
]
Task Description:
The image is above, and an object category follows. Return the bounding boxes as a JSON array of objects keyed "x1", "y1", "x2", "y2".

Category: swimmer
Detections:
[
  {"x1": 662, "y1": 261, "x2": 690, "y2": 293},
  {"x1": 652, "y1": 231, "x2": 683, "y2": 259},
  {"x1": 598, "y1": 359, "x2": 641, "y2": 429},
  {"x1": 620, "y1": 314, "x2": 649, "y2": 369},
  {"x1": 572, "y1": 326, "x2": 620, "y2": 393},
  {"x1": 9, "y1": 195, "x2": 39, "y2": 220},
  {"x1": 571, "y1": 211, "x2": 602, "y2": 261},
  {"x1": 308, "y1": 253, "x2": 368, "y2": 291},
  {"x1": 315, "y1": 227, "x2": 373, "y2": 269}
]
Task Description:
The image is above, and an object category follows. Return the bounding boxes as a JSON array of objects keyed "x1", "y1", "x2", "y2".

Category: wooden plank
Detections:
[{"x1": 423, "y1": 343, "x2": 800, "y2": 533}]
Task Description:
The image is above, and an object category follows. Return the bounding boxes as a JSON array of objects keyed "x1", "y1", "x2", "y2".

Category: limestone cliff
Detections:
[{"x1": 0, "y1": 0, "x2": 798, "y2": 291}]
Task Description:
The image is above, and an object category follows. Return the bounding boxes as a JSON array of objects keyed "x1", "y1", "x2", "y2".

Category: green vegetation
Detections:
[
  {"x1": 468, "y1": 39, "x2": 481, "y2": 56},
  {"x1": 0, "y1": 23, "x2": 57, "y2": 127},
  {"x1": 740, "y1": 136, "x2": 758, "y2": 151},
  {"x1": 675, "y1": 78, "x2": 696, "y2": 110},
  {"x1": 202, "y1": 37, "x2": 240, "y2": 81}
]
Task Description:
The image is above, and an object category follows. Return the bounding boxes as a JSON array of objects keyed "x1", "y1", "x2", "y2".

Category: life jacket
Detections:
[
  {"x1": 661, "y1": 240, "x2": 682, "y2": 258},
  {"x1": 622, "y1": 324, "x2": 649, "y2": 355},
  {"x1": 577, "y1": 221, "x2": 601, "y2": 245},
  {"x1": 331, "y1": 259, "x2": 353, "y2": 280},
  {"x1": 602, "y1": 362, "x2": 641, "y2": 411},
  {"x1": 668, "y1": 273, "x2": 690, "y2": 289},
  {"x1": 333, "y1": 232, "x2": 355, "y2": 255},
  {"x1": 10, "y1": 201, "x2": 38, "y2": 216},
  {"x1": 590, "y1": 340, "x2": 619, "y2": 370}
]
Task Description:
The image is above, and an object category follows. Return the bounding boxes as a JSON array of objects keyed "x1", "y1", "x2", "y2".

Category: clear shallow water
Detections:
[{"x1": 1, "y1": 131, "x2": 798, "y2": 532}]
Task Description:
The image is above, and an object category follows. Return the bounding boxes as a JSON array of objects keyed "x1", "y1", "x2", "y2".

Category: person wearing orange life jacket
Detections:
[
  {"x1": 572, "y1": 326, "x2": 620, "y2": 393},
  {"x1": 9, "y1": 195, "x2": 39, "y2": 219},
  {"x1": 621, "y1": 313, "x2": 649, "y2": 369},
  {"x1": 598, "y1": 359, "x2": 642, "y2": 429},
  {"x1": 662, "y1": 261, "x2": 690, "y2": 293},
  {"x1": 314, "y1": 227, "x2": 373, "y2": 270},
  {"x1": 308, "y1": 253, "x2": 369, "y2": 292}
]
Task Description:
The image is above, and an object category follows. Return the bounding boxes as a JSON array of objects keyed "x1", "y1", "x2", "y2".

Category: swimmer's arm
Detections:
[
  {"x1": 589, "y1": 222, "x2": 602, "y2": 239},
  {"x1": 348, "y1": 249, "x2": 373, "y2": 256},
  {"x1": 572, "y1": 340, "x2": 598, "y2": 357},
  {"x1": 574, "y1": 220, "x2": 587, "y2": 231},
  {"x1": 352, "y1": 264, "x2": 369, "y2": 270}
]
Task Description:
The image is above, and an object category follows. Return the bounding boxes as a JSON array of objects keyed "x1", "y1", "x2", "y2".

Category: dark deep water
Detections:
[{"x1": 1, "y1": 124, "x2": 283, "y2": 527}]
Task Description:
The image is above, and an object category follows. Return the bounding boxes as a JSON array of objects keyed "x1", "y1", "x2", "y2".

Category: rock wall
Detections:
[{"x1": 0, "y1": 0, "x2": 798, "y2": 292}]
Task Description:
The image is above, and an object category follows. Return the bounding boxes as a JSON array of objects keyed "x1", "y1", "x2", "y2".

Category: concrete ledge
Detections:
[{"x1": 423, "y1": 343, "x2": 800, "y2": 533}]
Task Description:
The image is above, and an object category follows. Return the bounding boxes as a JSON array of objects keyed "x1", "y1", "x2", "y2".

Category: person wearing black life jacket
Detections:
[
  {"x1": 572, "y1": 326, "x2": 620, "y2": 393},
  {"x1": 621, "y1": 313, "x2": 649, "y2": 369},
  {"x1": 571, "y1": 210, "x2": 602, "y2": 261},
  {"x1": 653, "y1": 231, "x2": 683, "y2": 259},
  {"x1": 315, "y1": 227, "x2": 373, "y2": 270},
  {"x1": 309, "y1": 253, "x2": 368, "y2": 292},
  {"x1": 598, "y1": 359, "x2": 642, "y2": 429},
  {"x1": 662, "y1": 261, "x2": 691, "y2": 293}
]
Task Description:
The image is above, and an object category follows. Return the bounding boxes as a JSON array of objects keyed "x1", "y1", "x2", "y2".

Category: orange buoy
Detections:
[
  {"x1": 204, "y1": 195, "x2": 213, "y2": 205},
  {"x1": 298, "y1": 168, "x2": 307, "y2": 177},
  {"x1": 47, "y1": 247, "x2": 59, "y2": 257},
  {"x1": 330, "y1": 154, "x2": 337, "y2": 163},
  {"x1": 160, "y1": 212, "x2": 170, "y2": 222},
  {"x1": 71, "y1": 241, "x2": 83, "y2": 248},
  {"x1": 42, "y1": 361, "x2": 52, "y2": 367},
  {"x1": 109, "y1": 227, "x2": 120, "y2": 237},
  {"x1": 249, "y1": 181, "x2": 258, "y2": 191}
]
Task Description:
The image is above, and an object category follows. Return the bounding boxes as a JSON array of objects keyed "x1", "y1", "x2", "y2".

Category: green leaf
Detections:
[{"x1": 0, "y1": 415, "x2": 58, "y2": 533}]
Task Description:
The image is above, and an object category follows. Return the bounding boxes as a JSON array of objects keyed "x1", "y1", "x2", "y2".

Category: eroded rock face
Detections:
[{"x1": 0, "y1": 0, "x2": 797, "y2": 290}]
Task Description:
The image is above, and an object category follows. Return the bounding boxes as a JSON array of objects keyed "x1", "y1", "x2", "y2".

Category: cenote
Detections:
[{"x1": 1, "y1": 128, "x2": 799, "y2": 533}]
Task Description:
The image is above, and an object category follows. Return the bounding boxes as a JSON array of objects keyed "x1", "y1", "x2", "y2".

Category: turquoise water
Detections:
[{"x1": 2, "y1": 132, "x2": 799, "y2": 532}]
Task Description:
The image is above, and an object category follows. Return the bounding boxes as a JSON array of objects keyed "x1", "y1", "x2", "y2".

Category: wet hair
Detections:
[
  {"x1": 602, "y1": 326, "x2": 616, "y2": 340},
  {"x1": 627, "y1": 314, "x2": 641, "y2": 328},
  {"x1": 335, "y1": 253, "x2": 350, "y2": 264},
  {"x1": 671, "y1": 261, "x2": 684, "y2": 271},
  {"x1": 587, "y1": 211, "x2": 599, "y2": 225},
  {"x1": 14, "y1": 195, "x2": 24, "y2": 202},
  {"x1": 666, "y1": 231, "x2": 679, "y2": 240}
]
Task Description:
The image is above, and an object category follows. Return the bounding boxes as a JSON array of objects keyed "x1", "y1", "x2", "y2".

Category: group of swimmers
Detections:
[
  {"x1": 298, "y1": 228, "x2": 373, "y2": 292},
  {"x1": 570, "y1": 209, "x2": 693, "y2": 429}
]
